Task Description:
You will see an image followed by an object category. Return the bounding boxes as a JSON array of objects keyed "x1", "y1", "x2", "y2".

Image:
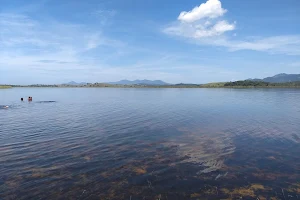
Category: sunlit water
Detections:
[{"x1": 1, "y1": 88, "x2": 300, "y2": 199}]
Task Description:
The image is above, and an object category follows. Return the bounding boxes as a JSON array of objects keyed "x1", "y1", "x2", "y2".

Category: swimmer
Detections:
[
  {"x1": 3, "y1": 106, "x2": 9, "y2": 109},
  {"x1": 21, "y1": 98, "x2": 24, "y2": 101}
]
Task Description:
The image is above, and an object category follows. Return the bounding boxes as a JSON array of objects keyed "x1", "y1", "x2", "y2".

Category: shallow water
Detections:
[{"x1": 1, "y1": 88, "x2": 300, "y2": 199}]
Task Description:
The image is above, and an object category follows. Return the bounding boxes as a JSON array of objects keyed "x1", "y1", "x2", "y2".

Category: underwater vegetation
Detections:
[{"x1": 1, "y1": 125, "x2": 299, "y2": 200}]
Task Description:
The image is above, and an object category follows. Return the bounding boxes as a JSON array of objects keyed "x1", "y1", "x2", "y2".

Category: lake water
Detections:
[{"x1": 1, "y1": 88, "x2": 300, "y2": 200}]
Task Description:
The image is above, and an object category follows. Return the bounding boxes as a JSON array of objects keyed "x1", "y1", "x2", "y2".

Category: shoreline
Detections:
[
  {"x1": 0, "y1": 86, "x2": 12, "y2": 89},
  {"x1": 3, "y1": 81, "x2": 300, "y2": 89},
  {"x1": 5, "y1": 85, "x2": 300, "y2": 89}
]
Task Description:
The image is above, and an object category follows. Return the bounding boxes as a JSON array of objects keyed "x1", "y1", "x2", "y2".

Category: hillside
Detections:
[
  {"x1": 63, "y1": 81, "x2": 88, "y2": 85},
  {"x1": 224, "y1": 80, "x2": 300, "y2": 87},
  {"x1": 108, "y1": 79, "x2": 169, "y2": 85},
  {"x1": 248, "y1": 73, "x2": 300, "y2": 83}
]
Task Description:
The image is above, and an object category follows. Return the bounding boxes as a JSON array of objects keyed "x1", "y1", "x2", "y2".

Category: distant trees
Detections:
[
  {"x1": 3, "y1": 81, "x2": 300, "y2": 88},
  {"x1": 224, "y1": 81, "x2": 269, "y2": 87},
  {"x1": 224, "y1": 80, "x2": 300, "y2": 87}
]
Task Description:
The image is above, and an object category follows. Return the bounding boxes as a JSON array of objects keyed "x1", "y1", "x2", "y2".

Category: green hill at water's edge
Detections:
[
  {"x1": 3, "y1": 73, "x2": 300, "y2": 88},
  {"x1": 248, "y1": 73, "x2": 300, "y2": 83}
]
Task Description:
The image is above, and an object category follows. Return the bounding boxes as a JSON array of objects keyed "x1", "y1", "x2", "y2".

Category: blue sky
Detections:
[{"x1": 1, "y1": 0, "x2": 300, "y2": 84}]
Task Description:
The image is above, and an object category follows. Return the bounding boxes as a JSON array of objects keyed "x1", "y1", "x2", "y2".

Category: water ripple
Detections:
[{"x1": 1, "y1": 88, "x2": 300, "y2": 199}]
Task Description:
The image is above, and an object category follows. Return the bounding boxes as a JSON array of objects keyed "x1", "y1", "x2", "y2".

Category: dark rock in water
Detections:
[{"x1": 36, "y1": 101, "x2": 56, "y2": 103}]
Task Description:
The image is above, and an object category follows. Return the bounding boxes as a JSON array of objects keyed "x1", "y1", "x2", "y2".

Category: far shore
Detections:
[
  {"x1": 0, "y1": 85, "x2": 12, "y2": 89},
  {"x1": 2, "y1": 80, "x2": 300, "y2": 89},
  {"x1": 4, "y1": 85, "x2": 300, "y2": 89}
]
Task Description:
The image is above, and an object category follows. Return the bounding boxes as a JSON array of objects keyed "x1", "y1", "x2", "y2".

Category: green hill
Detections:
[{"x1": 224, "y1": 80, "x2": 300, "y2": 87}]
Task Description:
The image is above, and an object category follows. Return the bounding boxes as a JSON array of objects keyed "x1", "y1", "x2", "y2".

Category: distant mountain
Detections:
[
  {"x1": 108, "y1": 79, "x2": 169, "y2": 85},
  {"x1": 246, "y1": 78, "x2": 262, "y2": 82},
  {"x1": 248, "y1": 73, "x2": 300, "y2": 83},
  {"x1": 63, "y1": 81, "x2": 87, "y2": 85}
]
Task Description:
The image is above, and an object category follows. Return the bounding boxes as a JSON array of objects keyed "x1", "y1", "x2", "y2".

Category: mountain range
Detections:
[
  {"x1": 108, "y1": 79, "x2": 169, "y2": 85},
  {"x1": 62, "y1": 74, "x2": 300, "y2": 86},
  {"x1": 62, "y1": 80, "x2": 169, "y2": 86},
  {"x1": 247, "y1": 73, "x2": 300, "y2": 83},
  {"x1": 63, "y1": 81, "x2": 88, "y2": 85}
]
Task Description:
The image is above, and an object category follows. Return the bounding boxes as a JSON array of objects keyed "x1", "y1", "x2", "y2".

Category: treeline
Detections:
[
  {"x1": 224, "y1": 80, "x2": 300, "y2": 87},
  {"x1": 0, "y1": 85, "x2": 12, "y2": 89},
  {"x1": 5, "y1": 81, "x2": 300, "y2": 88},
  {"x1": 11, "y1": 84, "x2": 59, "y2": 87}
]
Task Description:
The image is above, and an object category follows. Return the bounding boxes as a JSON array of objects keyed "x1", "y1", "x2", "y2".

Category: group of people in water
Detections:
[
  {"x1": 2, "y1": 97, "x2": 33, "y2": 109},
  {"x1": 2, "y1": 97, "x2": 56, "y2": 109},
  {"x1": 21, "y1": 97, "x2": 32, "y2": 101}
]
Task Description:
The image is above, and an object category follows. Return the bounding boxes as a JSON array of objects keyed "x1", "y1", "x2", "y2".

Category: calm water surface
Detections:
[{"x1": 1, "y1": 88, "x2": 300, "y2": 199}]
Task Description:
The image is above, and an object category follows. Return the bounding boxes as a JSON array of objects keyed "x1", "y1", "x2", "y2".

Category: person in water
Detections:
[
  {"x1": 28, "y1": 96, "x2": 32, "y2": 101},
  {"x1": 21, "y1": 98, "x2": 23, "y2": 101}
]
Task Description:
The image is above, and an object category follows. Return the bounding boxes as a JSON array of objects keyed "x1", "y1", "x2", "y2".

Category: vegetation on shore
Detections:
[
  {"x1": 5, "y1": 81, "x2": 300, "y2": 88},
  {"x1": 200, "y1": 82, "x2": 227, "y2": 88},
  {"x1": 0, "y1": 85, "x2": 12, "y2": 89},
  {"x1": 224, "y1": 80, "x2": 300, "y2": 87}
]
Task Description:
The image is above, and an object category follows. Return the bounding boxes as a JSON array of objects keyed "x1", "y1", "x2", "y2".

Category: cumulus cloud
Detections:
[
  {"x1": 178, "y1": 0, "x2": 227, "y2": 23},
  {"x1": 164, "y1": 0, "x2": 235, "y2": 39},
  {"x1": 165, "y1": 20, "x2": 235, "y2": 39},
  {"x1": 164, "y1": 0, "x2": 300, "y2": 55}
]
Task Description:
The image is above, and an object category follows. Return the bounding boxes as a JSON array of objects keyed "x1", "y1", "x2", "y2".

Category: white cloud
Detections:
[
  {"x1": 213, "y1": 20, "x2": 235, "y2": 34},
  {"x1": 225, "y1": 36, "x2": 300, "y2": 55},
  {"x1": 175, "y1": 20, "x2": 235, "y2": 38},
  {"x1": 164, "y1": 20, "x2": 235, "y2": 39},
  {"x1": 164, "y1": 0, "x2": 300, "y2": 55},
  {"x1": 0, "y1": 13, "x2": 188, "y2": 84},
  {"x1": 178, "y1": 0, "x2": 226, "y2": 23},
  {"x1": 164, "y1": 0, "x2": 235, "y2": 40},
  {"x1": 0, "y1": 13, "x2": 126, "y2": 69}
]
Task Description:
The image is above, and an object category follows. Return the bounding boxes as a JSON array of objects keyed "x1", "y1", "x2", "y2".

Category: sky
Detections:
[{"x1": 0, "y1": 0, "x2": 300, "y2": 84}]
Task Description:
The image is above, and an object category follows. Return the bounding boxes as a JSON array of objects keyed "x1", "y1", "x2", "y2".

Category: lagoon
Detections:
[{"x1": 1, "y1": 88, "x2": 300, "y2": 199}]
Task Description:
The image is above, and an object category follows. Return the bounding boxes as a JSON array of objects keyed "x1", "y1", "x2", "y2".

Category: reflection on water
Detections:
[{"x1": 0, "y1": 88, "x2": 300, "y2": 199}]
